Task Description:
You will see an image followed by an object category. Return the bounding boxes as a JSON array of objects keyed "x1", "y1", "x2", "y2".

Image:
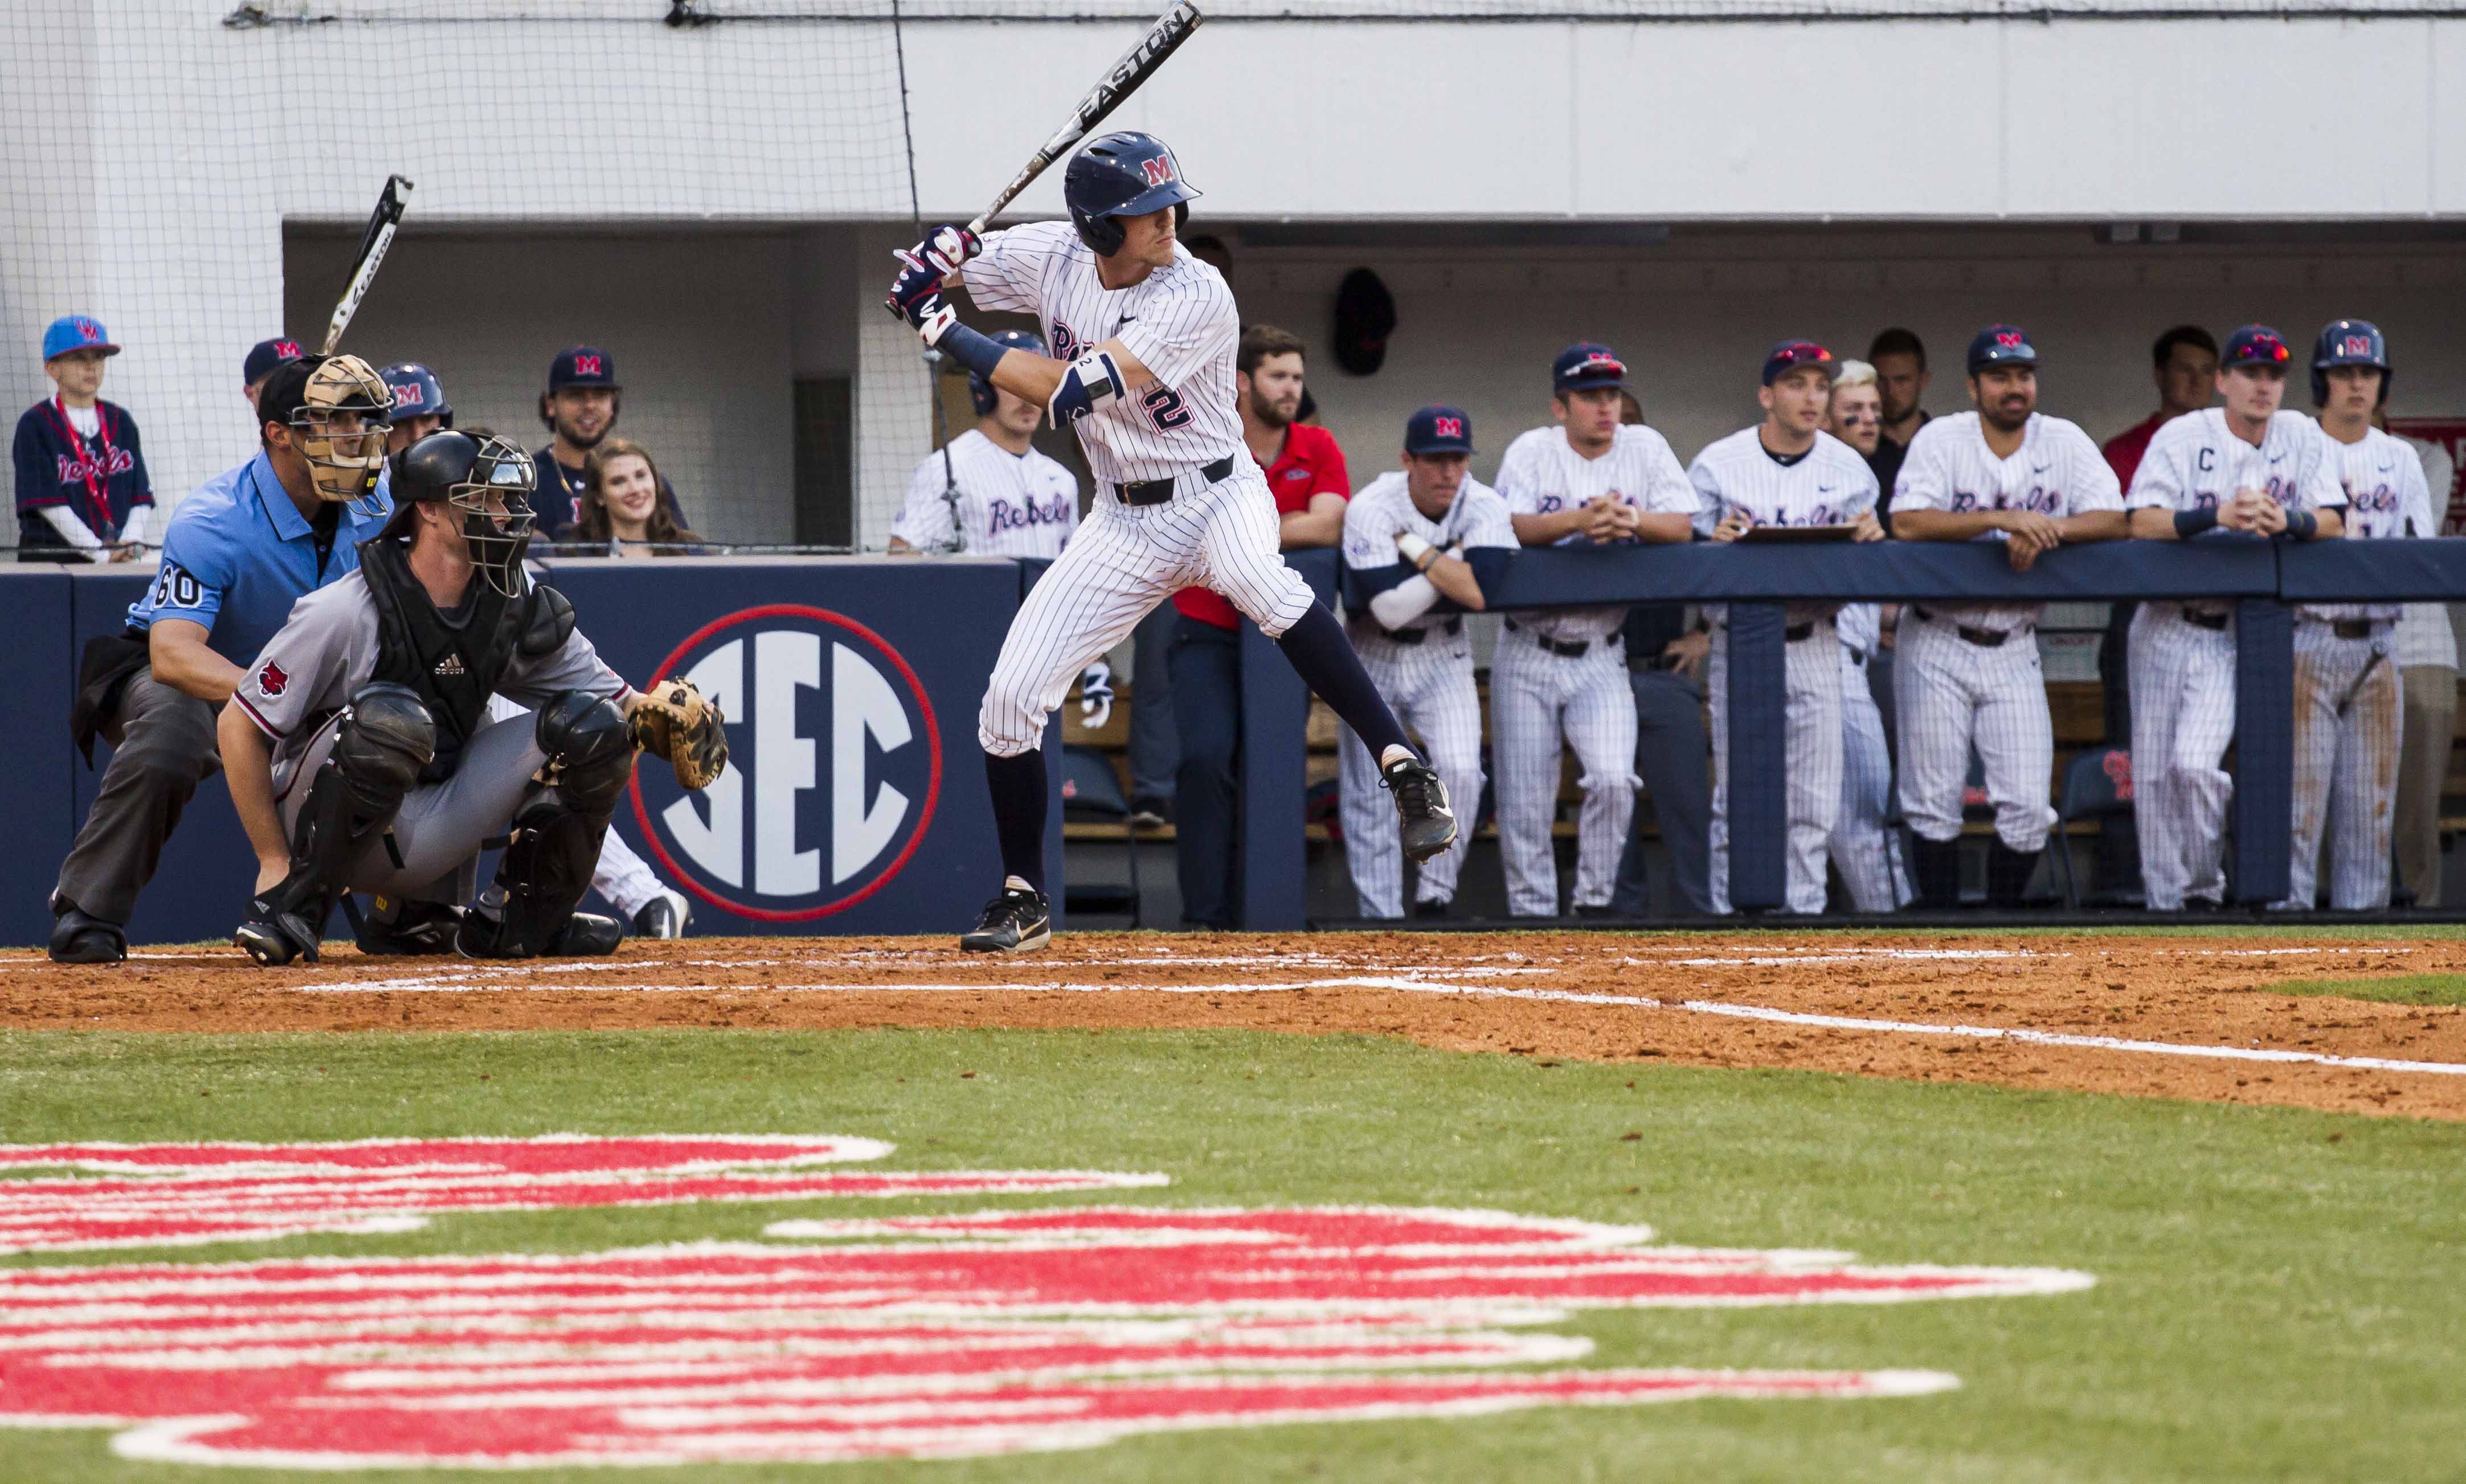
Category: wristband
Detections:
[
  {"x1": 1396, "y1": 533, "x2": 1435, "y2": 565},
  {"x1": 2173, "y1": 507, "x2": 2219, "y2": 539},
  {"x1": 2281, "y1": 509, "x2": 2318, "y2": 540},
  {"x1": 935, "y1": 322, "x2": 1009, "y2": 382}
]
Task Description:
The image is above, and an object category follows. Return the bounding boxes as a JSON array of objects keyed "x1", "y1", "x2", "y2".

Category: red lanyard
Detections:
[{"x1": 47, "y1": 395, "x2": 118, "y2": 532}]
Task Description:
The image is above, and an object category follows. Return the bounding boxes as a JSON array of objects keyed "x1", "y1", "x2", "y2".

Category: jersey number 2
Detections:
[{"x1": 1142, "y1": 387, "x2": 1192, "y2": 431}]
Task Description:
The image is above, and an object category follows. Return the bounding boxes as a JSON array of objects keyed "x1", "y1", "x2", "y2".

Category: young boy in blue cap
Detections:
[{"x1": 15, "y1": 315, "x2": 153, "y2": 564}]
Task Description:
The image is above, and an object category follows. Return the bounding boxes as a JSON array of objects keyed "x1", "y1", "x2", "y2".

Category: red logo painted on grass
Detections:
[
  {"x1": 0, "y1": 1199, "x2": 2091, "y2": 1468},
  {"x1": 0, "y1": 1135, "x2": 1162, "y2": 1254}
]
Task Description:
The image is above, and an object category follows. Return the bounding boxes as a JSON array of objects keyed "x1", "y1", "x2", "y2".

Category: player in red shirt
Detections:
[{"x1": 1166, "y1": 325, "x2": 1349, "y2": 926}]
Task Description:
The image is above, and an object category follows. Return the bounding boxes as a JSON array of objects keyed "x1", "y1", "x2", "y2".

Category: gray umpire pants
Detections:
[
  {"x1": 1611, "y1": 667, "x2": 1715, "y2": 916},
  {"x1": 280, "y1": 711, "x2": 557, "y2": 903},
  {"x1": 55, "y1": 670, "x2": 220, "y2": 924}
]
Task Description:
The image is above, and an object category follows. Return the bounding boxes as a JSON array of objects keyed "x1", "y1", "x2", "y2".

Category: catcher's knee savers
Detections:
[
  {"x1": 236, "y1": 683, "x2": 437, "y2": 966},
  {"x1": 460, "y1": 690, "x2": 636, "y2": 958}
]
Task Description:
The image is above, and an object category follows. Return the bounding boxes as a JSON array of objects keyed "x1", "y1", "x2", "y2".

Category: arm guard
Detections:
[{"x1": 1048, "y1": 351, "x2": 1126, "y2": 430}]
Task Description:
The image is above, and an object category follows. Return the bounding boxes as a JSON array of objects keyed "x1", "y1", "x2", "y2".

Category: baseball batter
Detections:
[
  {"x1": 1691, "y1": 340, "x2": 1884, "y2": 915},
  {"x1": 2287, "y1": 318, "x2": 2420, "y2": 910},
  {"x1": 1338, "y1": 406, "x2": 1516, "y2": 919},
  {"x1": 1890, "y1": 325, "x2": 2127, "y2": 909},
  {"x1": 885, "y1": 131, "x2": 1454, "y2": 950},
  {"x1": 218, "y1": 430, "x2": 725, "y2": 965},
  {"x1": 1493, "y1": 343, "x2": 1694, "y2": 917},
  {"x1": 2124, "y1": 323, "x2": 2344, "y2": 911},
  {"x1": 890, "y1": 329, "x2": 1079, "y2": 557}
]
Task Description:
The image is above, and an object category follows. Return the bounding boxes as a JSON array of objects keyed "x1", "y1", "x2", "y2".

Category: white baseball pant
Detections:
[
  {"x1": 2282, "y1": 620, "x2": 2400, "y2": 910},
  {"x1": 2128, "y1": 604, "x2": 2237, "y2": 910},
  {"x1": 483, "y1": 692, "x2": 669, "y2": 916},
  {"x1": 1707, "y1": 623, "x2": 1844, "y2": 915},
  {"x1": 1339, "y1": 627, "x2": 1484, "y2": 917},
  {"x1": 1894, "y1": 612, "x2": 2058, "y2": 853},
  {"x1": 980, "y1": 470, "x2": 1315, "y2": 757},
  {"x1": 1490, "y1": 625, "x2": 1638, "y2": 916},
  {"x1": 1833, "y1": 643, "x2": 1911, "y2": 912}
]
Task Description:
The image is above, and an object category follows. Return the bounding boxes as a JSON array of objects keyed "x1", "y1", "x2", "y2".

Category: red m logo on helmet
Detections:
[
  {"x1": 1142, "y1": 156, "x2": 1175, "y2": 187},
  {"x1": 1434, "y1": 417, "x2": 1463, "y2": 438},
  {"x1": 2343, "y1": 336, "x2": 2372, "y2": 356}
]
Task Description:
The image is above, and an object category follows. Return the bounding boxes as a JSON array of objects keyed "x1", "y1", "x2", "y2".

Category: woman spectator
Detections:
[{"x1": 567, "y1": 438, "x2": 701, "y2": 556}]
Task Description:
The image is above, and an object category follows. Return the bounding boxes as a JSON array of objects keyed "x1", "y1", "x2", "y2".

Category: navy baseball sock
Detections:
[
  {"x1": 984, "y1": 749, "x2": 1048, "y2": 894},
  {"x1": 1275, "y1": 604, "x2": 1413, "y2": 761}
]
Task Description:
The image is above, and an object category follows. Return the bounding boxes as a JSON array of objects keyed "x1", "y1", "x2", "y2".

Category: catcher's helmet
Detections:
[
  {"x1": 1064, "y1": 132, "x2": 1200, "y2": 257},
  {"x1": 2311, "y1": 318, "x2": 2390, "y2": 407},
  {"x1": 969, "y1": 329, "x2": 1046, "y2": 417},
  {"x1": 388, "y1": 429, "x2": 538, "y2": 598},
  {"x1": 379, "y1": 362, "x2": 453, "y2": 424}
]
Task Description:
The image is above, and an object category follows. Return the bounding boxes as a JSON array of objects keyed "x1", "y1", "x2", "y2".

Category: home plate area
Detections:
[{"x1": 0, "y1": 1135, "x2": 2090, "y2": 1470}]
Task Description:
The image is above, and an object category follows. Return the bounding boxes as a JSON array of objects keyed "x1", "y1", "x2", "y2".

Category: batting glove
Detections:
[
  {"x1": 1078, "y1": 661, "x2": 1115, "y2": 731},
  {"x1": 907, "y1": 223, "x2": 980, "y2": 277}
]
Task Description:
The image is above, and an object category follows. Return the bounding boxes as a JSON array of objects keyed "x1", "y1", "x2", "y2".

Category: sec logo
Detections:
[{"x1": 630, "y1": 605, "x2": 943, "y2": 920}]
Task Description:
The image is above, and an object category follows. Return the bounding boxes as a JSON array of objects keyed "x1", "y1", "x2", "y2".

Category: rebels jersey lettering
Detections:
[
  {"x1": 2125, "y1": 408, "x2": 2345, "y2": 518},
  {"x1": 892, "y1": 429, "x2": 1080, "y2": 558},
  {"x1": 1891, "y1": 411, "x2": 2123, "y2": 631},
  {"x1": 13, "y1": 396, "x2": 151, "y2": 548},
  {"x1": 1494, "y1": 424, "x2": 1695, "y2": 642},
  {"x1": 962, "y1": 221, "x2": 1243, "y2": 491},
  {"x1": 2310, "y1": 424, "x2": 2434, "y2": 625},
  {"x1": 1688, "y1": 427, "x2": 1879, "y2": 626}
]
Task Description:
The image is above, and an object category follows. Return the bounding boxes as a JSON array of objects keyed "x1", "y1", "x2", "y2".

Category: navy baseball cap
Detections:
[
  {"x1": 547, "y1": 345, "x2": 620, "y2": 390},
  {"x1": 1553, "y1": 342, "x2": 1626, "y2": 395},
  {"x1": 2221, "y1": 324, "x2": 2293, "y2": 371},
  {"x1": 244, "y1": 336, "x2": 305, "y2": 386},
  {"x1": 1405, "y1": 405, "x2": 1475, "y2": 457},
  {"x1": 1761, "y1": 339, "x2": 1836, "y2": 386},
  {"x1": 1966, "y1": 323, "x2": 2037, "y2": 374},
  {"x1": 43, "y1": 315, "x2": 118, "y2": 362}
]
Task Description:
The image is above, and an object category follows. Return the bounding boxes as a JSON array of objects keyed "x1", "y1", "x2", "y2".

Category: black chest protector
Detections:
[{"x1": 357, "y1": 536, "x2": 576, "y2": 780}]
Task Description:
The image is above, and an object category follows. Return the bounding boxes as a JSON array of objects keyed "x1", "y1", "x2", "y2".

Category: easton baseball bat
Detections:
[
  {"x1": 320, "y1": 174, "x2": 414, "y2": 355},
  {"x1": 966, "y1": 1, "x2": 1203, "y2": 235}
]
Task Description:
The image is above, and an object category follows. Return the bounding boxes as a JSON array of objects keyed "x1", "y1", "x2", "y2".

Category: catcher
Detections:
[{"x1": 218, "y1": 428, "x2": 726, "y2": 965}]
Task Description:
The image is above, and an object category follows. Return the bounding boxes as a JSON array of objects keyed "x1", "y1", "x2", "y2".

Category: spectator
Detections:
[
  {"x1": 1866, "y1": 327, "x2": 1931, "y2": 509},
  {"x1": 1167, "y1": 324, "x2": 1348, "y2": 928},
  {"x1": 243, "y1": 337, "x2": 304, "y2": 415},
  {"x1": 1822, "y1": 359, "x2": 1909, "y2": 912},
  {"x1": 532, "y1": 346, "x2": 688, "y2": 536},
  {"x1": 379, "y1": 363, "x2": 453, "y2": 453},
  {"x1": 15, "y1": 315, "x2": 153, "y2": 564},
  {"x1": 569, "y1": 438, "x2": 704, "y2": 557},
  {"x1": 2387, "y1": 410, "x2": 2459, "y2": 908}
]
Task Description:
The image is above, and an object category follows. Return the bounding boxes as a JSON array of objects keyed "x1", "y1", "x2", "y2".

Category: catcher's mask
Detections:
[
  {"x1": 282, "y1": 354, "x2": 394, "y2": 514},
  {"x1": 392, "y1": 430, "x2": 539, "y2": 598}
]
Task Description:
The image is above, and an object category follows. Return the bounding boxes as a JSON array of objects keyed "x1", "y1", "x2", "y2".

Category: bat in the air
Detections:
[
  {"x1": 967, "y1": 1, "x2": 1203, "y2": 235},
  {"x1": 320, "y1": 174, "x2": 414, "y2": 355}
]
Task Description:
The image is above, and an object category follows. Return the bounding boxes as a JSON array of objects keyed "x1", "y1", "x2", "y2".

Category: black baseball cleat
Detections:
[
  {"x1": 962, "y1": 887, "x2": 1050, "y2": 953},
  {"x1": 632, "y1": 890, "x2": 692, "y2": 940},
  {"x1": 546, "y1": 912, "x2": 625, "y2": 957},
  {"x1": 235, "y1": 903, "x2": 321, "y2": 968},
  {"x1": 352, "y1": 899, "x2": 464, "y2": 957},
  {"x1": 48, "y1": 905, "x2": 126, "y2": 966},
  {"x1": 1381, "y1": 756, "x2": 1458, "y2": 864},
  {"x1": 1412, "y1": 897, "x2": 1454, "y2": 920}
]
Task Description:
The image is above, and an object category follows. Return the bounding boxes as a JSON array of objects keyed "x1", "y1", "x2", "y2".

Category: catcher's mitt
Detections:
[{"x1": 631, "y1": 678, "x2": 729, "y2": 790}]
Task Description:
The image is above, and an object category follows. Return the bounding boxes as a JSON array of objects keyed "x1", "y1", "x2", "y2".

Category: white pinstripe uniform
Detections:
[
  {"x1": 2281, "y1": 424, "x2": 2427, "y2": 909},
  {"x1": 1336, "y1": 472, "x2": 1517, "y2": 917},
  {"x1": 1491, "y1": 425, "x2": 1694, "y2": 915},
  {"x1": 1688, "y1": 428, "x2": 1879, "y2": 915},
  {"x1": 1831, "y1": 600, "x2": 1910, "y2": 911},
  {"x1": 891, "y1": 429, "x2": 1079, "y2": 557},
  {"x1": 960, "y1": 222, "x2": 1315, "y2": 757},
  {"x1": 2124, "y1": 409, "x2": 2345, "y2": 909},
  {"x1": 1891, "y1": 412, "x2": 2122, "y2": 855}
]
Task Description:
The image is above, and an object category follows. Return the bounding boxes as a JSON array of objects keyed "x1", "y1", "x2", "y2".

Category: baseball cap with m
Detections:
[
  {"x1": 1965, "y1": 324, "x2": 2037, "y2": 373},
  {"x1": 1761, "y1": 339, "x2": 1836, "y2": 386},
  {"x1": 244, "y1": 337, "x2": 305, "y2": 386},
  {"x1": 1405, "y1": 405, "x2": 1475, "y2": 457},
  {"x1": 1553, "y1": 342, "x2": 1626, "y2": 395},
  {"x1": 43, "y1": 315, "x2": 119, "y2": 362},
  {"x1": 548, "y1": 346, "x2": 620, "y2": 390}
]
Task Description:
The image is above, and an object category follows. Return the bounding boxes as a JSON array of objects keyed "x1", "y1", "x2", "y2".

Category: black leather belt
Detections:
[
  {"x1": 1117, "y1": 455, "x2": 1234, "y2": 506},
  {"x1": 1782, "y1": 618, "x2": 1834, "y2": 643},
  {"x1": 2328, "y1": 618, "x2": 2378, "y2": 640},
  {"x1": 1505, "y1": 618, "x2": 1598, "y2": 658},
  {"x1": 1846, "y1": 645, "x2": 1870, "y2": 666},
  {"x1": 1383, "y1": 616, "x2": 1463, "y2": 646},
  {"x1": 1913, "y1": 605, "x2": 2018, "y2": 648},
  {"x1": 2181, "y1": 606, "x2": 2231, "y2": 632}
]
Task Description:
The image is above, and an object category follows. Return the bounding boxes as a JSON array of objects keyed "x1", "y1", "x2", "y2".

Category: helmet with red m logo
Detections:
[
  {"x1": 2309, "y1": 318, "x2": 2389, "y2": 407},
  {"x1": 1064, "y1": 132, "x2": 1201, "y2": 257}
]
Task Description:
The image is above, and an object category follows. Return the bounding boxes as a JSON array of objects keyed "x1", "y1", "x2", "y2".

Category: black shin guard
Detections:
[
  {"x1": 985, "y1": 749, "x2": 1048, "y2": 892},
  {"x1": 1275, "y1": 603, "x2": 1411, "y2": 760},
  {"x1": 1986, "y1": 841, "x2": 2042, "y2": 910},
  {"x1": 1910, "y1": 837, "x2": 1963, "y2": 911},
  {"x1": 239, "y1": 684, "x2": 435, "y2": 966},
  {"x1": 461, "y1": 692, "x2": 633, "y2": 958}
]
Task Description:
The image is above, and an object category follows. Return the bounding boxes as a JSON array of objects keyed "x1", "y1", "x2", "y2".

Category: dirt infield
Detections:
[{"x1": 8, "y1": 932, "x2": 2464, "y2": 1120}]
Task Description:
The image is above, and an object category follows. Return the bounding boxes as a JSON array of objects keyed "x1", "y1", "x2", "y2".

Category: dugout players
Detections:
[
  {"x1": 381, "y1": 363, "x2": 453, "y2": 453},
  {"x1": 46, "y1": 355, "x2": 398, "y2": 962},
  {"x1": 16, "y1": 315, "x2": 154, "y2": 564},
  {"x1": 890, "y1": 330, "x2": 1079, "y2": 557},
  {"x1": 1493, "y1": 343, "x2": 1694, "y2": 917},
  {"x1": 1822, "y1": 359, "x2": 1908, "y2": 913},
  {"x1": 1167, "y1": 325, "x2": 1350, "y2": 928},
  {"x1": 1890, "y1": 325, "x2": 2126, "y2": 909},
  {"x1": 1691, "y1": 340, "x2": 1884, "y2": 915}
]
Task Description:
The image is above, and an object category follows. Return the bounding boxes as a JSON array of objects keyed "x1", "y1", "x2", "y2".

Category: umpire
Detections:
[{"x1": 47, "y1": 354, "x2": 396, "y2": 962}]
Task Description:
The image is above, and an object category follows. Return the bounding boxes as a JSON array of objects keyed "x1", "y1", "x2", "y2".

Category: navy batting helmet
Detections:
[
  {"x1": 1064, "y1": 132, "x2": 1200, "y2": 257},
  {"x1": 2311, "y1": 319, "x2": 2390, "y2": 407},
  {"x1": 969, "y1": 329, "x2": 1046, "y2": 417},
  {"x1": 379, "y1": 362, "x2": 453, "y2": 424}
]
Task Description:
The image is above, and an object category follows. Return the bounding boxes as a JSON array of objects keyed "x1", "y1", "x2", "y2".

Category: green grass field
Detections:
[{"x1": 2, "y1": 1027, "x2": 2460, "y2": 1482}]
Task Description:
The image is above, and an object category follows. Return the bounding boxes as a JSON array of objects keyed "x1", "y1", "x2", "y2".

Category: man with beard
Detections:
[
  {"x1": 531, "y1": 346, "x2": 688, "y2": 537},
  {"x1": 1165, "y1": 324, "x2": 1349, "y2": 927},
  {"x1": 1890, "y1": 326, "x2": 2126, "y2": 909},
  {"x1": 1866, "y1": 327, "x2": 1931, "y2": 516}
]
